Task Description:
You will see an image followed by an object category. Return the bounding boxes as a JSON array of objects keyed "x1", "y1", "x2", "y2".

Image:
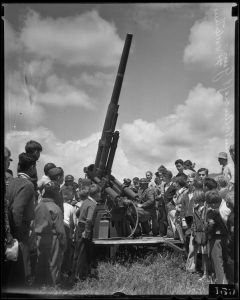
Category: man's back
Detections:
[{"x1": 6, "y1": 177, "x2": 35, "y2": 241}]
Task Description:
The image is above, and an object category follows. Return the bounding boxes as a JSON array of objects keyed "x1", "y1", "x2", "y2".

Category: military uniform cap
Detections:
[
  {"x1": 48, "y1": 167, "x2": 63, "y2": 180},
  {"x1": 139, "y1": 178, "x2": 148, "y2": 184},
  {"x1": 65, "y1": 174, "x2": 74, "y2": 181}
]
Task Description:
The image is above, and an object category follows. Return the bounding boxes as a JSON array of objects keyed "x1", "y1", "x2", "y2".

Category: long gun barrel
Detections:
[
  {"x1": 84, "y1": 33, "x2": 138, "y2": 205},
  {"x1": 94, "y1": 33, "x2": 133, "y2": 178}
]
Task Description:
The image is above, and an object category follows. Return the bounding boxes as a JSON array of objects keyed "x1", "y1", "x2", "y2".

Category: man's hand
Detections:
[
  {"x1": 82, "y1": 231, "x2": 86, "y2": 239},
  {"x1": 137, "y1": 203, "x2": 143, "y2": 208}
]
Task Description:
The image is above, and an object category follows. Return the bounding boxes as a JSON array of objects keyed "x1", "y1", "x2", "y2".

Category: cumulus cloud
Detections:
[
  {"x1": 120, "y1": 83, "x2": 234, "y2": 175},
  {"x1": 5, "y1": 126, "x2": 139, "y2": 181},
  {"x1": 19, "y1": 9, "x2": 124, "y2": 67},
  {"x1": 5, "y1": 83, "x2": 234, "y2": 180},
  {"x1": 183, "y1": 4, "x2": 235, "y2": 68}
]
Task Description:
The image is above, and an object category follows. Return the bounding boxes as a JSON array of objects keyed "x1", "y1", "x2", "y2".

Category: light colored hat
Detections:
[{"x1": 218, "y1": 152, "x2": 228, "y2": 159}]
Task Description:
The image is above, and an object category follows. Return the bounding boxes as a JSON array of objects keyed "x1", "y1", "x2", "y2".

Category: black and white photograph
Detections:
[{"x1": 2, "y1": 2, "x2": 238, "y2": 298}]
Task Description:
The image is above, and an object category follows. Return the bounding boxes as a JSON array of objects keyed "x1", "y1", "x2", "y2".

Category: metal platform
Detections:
[{"x1": 93, "y1": 236, "x2": 185, "y2": 252}]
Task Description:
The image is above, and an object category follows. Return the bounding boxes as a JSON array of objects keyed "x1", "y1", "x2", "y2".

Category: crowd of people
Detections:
[{"x1": 3, "y1": 140, "x2": 235, "y2": 291}]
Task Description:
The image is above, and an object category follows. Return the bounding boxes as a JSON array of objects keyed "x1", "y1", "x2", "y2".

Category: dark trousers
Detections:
[
  {"x1": 3, "y1": 244, "x2": 26, "y2": 291},
  {"x1": 71, "y1": 222, "x2": 97, "y2": 280},
  {"x1": 71, "y1": 237, "x2": 97, "y2": 280},
  {"x1": 35, "y1": 235, "x2": 63, "y2": 286},
  {"x1": 158, "y1": 199, "x2": 168, "y2": 236},
  {"x1": 61, "y1": 225, "x2": 74, "y2": 275}
]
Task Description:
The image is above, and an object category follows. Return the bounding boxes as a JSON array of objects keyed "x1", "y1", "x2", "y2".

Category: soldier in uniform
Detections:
[{"x1": 135, "y1": 178, "x2": 158, "y2": 236}]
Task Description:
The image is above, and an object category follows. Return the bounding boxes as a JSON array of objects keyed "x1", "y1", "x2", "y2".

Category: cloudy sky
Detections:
[{"x1": 4, "y1": 3, "x2": 236, "y2": 181}]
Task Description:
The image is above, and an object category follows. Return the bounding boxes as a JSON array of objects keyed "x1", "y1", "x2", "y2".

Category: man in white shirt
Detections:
[{"x1": 61, "y1": 200, "x2": 74, "y2": 277}]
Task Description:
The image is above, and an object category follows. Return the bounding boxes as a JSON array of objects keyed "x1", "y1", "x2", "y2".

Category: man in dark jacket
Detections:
[
  {"x1": 5, "y1": 153, "x2": 36, "y2": 289},
  {"x1": 158, "y1": 170, "x2": 176, "y2": 237},
  {"x1": 34, "y1": 181, "x2": 67, "y2": 286}
]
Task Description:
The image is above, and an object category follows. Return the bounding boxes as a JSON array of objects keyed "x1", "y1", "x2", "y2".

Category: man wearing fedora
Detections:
[{"x1": 217, "y1": 152, "x2": 234, "y2": 191}]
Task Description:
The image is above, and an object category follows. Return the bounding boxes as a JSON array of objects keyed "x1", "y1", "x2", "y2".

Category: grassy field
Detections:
[{"x1": 38, "y1": 246, "x2": 210, "y2": 296}]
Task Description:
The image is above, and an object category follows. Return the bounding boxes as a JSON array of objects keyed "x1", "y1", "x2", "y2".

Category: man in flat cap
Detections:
[
  {"x1": 71, "y1": 184, "x2": 100, "y2": 282},
  {"x1": 217, "y1": 152, "x2": 234, "y2": 191},
  {"x1": 34, "y1": 181, "x2": 67, "y2": 286},
  {"x1": 4, "y1": 153, "x2": 36, "y2": 289}
]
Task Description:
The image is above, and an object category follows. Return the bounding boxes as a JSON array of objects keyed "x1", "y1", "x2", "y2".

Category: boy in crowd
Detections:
[
  {"x1": 71, "y1": 184, "x2": 99, "y2": 282},
  {"x1": 175, "y1": 159, "x2": 188, "y2": 181},
  {"x1": 197, "y1": 168, "x2": 209, "y2": 182}
]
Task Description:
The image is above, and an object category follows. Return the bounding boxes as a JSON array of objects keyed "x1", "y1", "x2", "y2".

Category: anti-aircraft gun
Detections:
[{"x1": 84, "y1": 33, "x2": 139, "y2": 239}]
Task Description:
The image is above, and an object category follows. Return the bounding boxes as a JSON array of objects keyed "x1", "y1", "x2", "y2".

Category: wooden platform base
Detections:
[{"x1": 93, "y1": 236, "x2": 185, "y2": 252}]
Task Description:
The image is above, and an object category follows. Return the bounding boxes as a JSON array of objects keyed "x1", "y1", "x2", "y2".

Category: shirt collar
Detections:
[{"x1": 18, "y1": 172, "x2": 31, "y2": 180}]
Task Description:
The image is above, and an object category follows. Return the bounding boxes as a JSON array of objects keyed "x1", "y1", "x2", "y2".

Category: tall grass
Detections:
[{"x1": 39, "y1": 247, "x2": 209, "y2": 296}]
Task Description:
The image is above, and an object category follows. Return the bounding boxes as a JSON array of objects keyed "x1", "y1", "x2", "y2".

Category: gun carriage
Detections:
[{"x1": 83, "y1": 34, "x2": 184, "y2": 253}]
